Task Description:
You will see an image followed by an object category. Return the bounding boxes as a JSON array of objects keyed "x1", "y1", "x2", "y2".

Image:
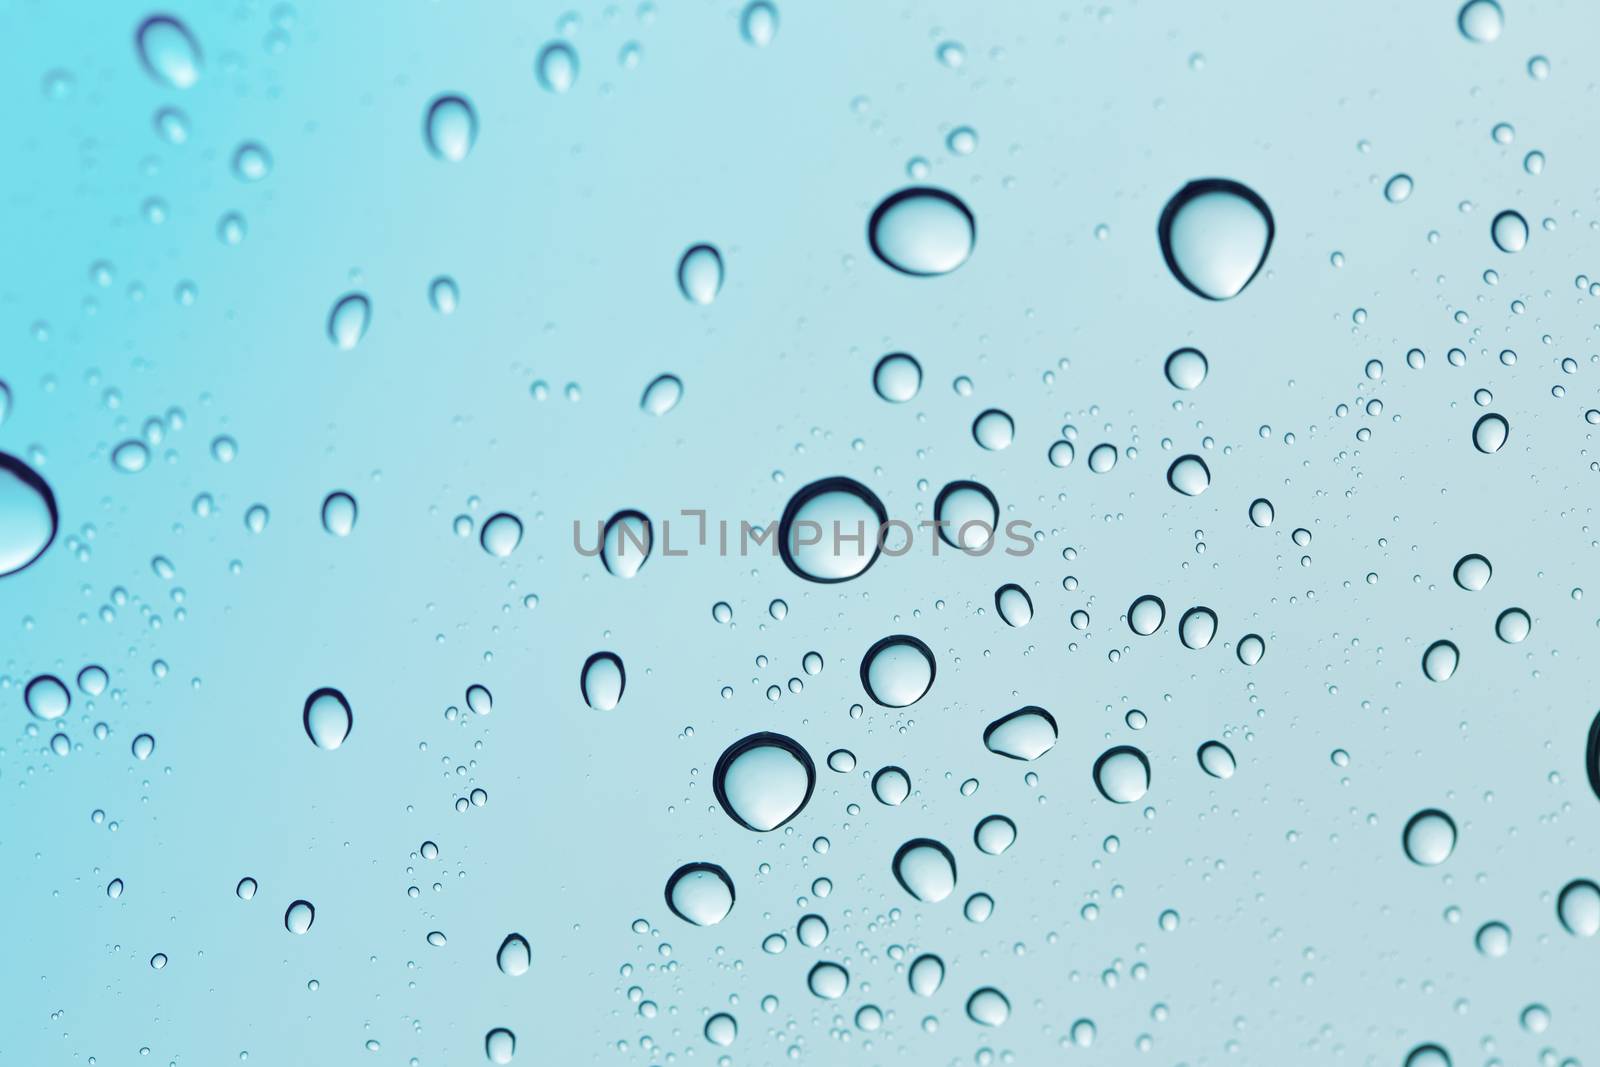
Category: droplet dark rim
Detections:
[
  {"x1": 1092, "y1": 745, "x2": 1152, "y2": 803},
  {"x1": 867, "y1": 186, "x2": 976, "y2": 277},
  {"x1": 859, "y1": 634, "x2": 936, "y2": 708},
  {"x1": 982, "y1": 706, "x2": 1059, "y2": 761},
  {"x1": 776, "y1": 477, "x2": 887, "y2": 584},
  {"x1": 891, "y1": 837, "x2": 957, "y2": 900},
  {"x1": 1157, "y1": 178, "x2": 1275, "y2": 301},
  {"x1": 663, "y1": 861, "x2": 735, "y2": 924},
  {"x1": 0, "y1": 452, "x2": 59, "y2": 579},
  {"x1": 712, "y1": 731, "x2": 816, "y2": 832}
]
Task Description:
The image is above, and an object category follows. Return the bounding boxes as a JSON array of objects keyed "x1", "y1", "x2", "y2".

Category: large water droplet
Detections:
[
  {"x1": 892, "y1": 838, "x2": 957, "y2": 902},
  {"x1": 1178, "y1": 605, "x2": 1218, "y2": 649},
  {"x1": 581, "y1": 651, "x2": 625, "y2": 711},
  {"x1": 908, "y1": 953, "x2": 945, "y2": 996},
  {"x1": 497, "y1": 933, "x2": 530, "y2": 976},
  {"x1": 303, "y1": 687, "x2": 352, "y2": 750},
  {"x1": 1093, "y1": 746, "x2": 1151, "y2": 804},
  {"x1": 677, "y1": 244, "x2": 724, "y2": 305},
  {"x1": 713, "y1": 732, "x2": 815, "y2": 831},
  {"x1": 867, "y1": 187, "x2": 975, "y2": 276},
  {"x1": 859, "y1": 635, "x2": 935, "y2": 708},
  {"x1": 664, "y1": 862, "x2": 735, "y2": 926},
  {"x1": 601, "y1": 510, "x2": 653, "y2": 578},
  {"x1": 1453, "y1": 553, "x2": 1491, "y2": 591},
  {"x1": 1458, "y1": 0, "x2": 1503, "y2": 42},
  {"x1": 135, "y1": 15, "x2": 203, "y2": 89},
  {"x1": 1157, "y1": 179, "x2": 1274, "y2": 300},
  {"x1": 536, "y1": 42, "x2": 579, "y2": 93},
  {"x1": 327, "y1": 292, "x2": 372, "y2": 350},
  {"x1": 321, "y1": 491, "x2": 357, "y2": 537},
  {"x1": 807, "y1": 961, "x2": 849, "y2": 999},
  {"x1": 284, "y1": 899, "x2": 315, "y2": 934},
  {"x1": 1402, "y1": 809, "x2": 1458, "y2": 865},
  {"x1": 984, "y1": 707, "x2": 1058, "y2": 761},
  {"x1": 873, "y1": 353, "x2": 922, "y2": 402},
  {"x1": 640, "y1": 374, "x2": 683, "y2": 415},
  {"x1": 1248, "y1": 497, "x2": 1274, "y2": 527},
  {"x1": 0, "y1": 453, "x2": 58, "y2": 578},
  {"x1": 1422, "y1": 639, "x2": 1459, "y2": 682},
  {"x1": 480, "y1": 512, "x2": 523, "y2": 557},
  {"x1": 1557, "y1": 878, "x2": 1600, "y2": 937},
  {"x1": 1164, "y1": 347, "x2": 1208, "y2": 390},
  {"x1": 1166, "y1": 454, "x2": 1211, "y2": 496},
  {"x1": 966, "y1": 987, "x2": 1010, "y2": 1026},
  {"x1": 777, "y1": 478, "x2": 885, "y2": 582},
  {"x1": 1472, "y1": 412, "x2": 1508, "y2": 453},
  {"x1": 424, "y1": 94, "x2": 478, "y2": 162},
  {"x1": 1197, "y1": 740, "x2": 1236, "y2": 779},
  {"x1": 485, "y1": 1028, "x2": 516, "y2": 1064},
  {"x1": 872, "y1": 765, "x2": 911, "y2": 805},
  {"x1": 1490, "y1": 209, "x2": 1527, "y2": 252},
  {"x1": 1127, "y1": 594, "x2": 1166, "y2": 636},
  {"x1": 25, "y1": 674, "x2": 70, "y2": 720},
  {"x1": 933, "y1": 479, "x2": 998, "y2": 551},
  {"x1": 1495, "y1": 607, "x2": 1531, "y2": 644},
  {"x1": 994, "y1": 584, "x2": 1032, "y2": 627}
]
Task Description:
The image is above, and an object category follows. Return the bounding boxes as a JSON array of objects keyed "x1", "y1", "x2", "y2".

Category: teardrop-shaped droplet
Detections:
[
  {"x1": 677, "y1": 244, "x2": 724, "y2": 305},
  {"x1": 1422, "y1": 639, "x2": 1459, "y2": 682},
  {"x1": 1178, "y1": 605, "x2": 1218, "y2": 649},
  {"x1": 966, "y1": 987, "x2": 1010, "y2": 1027},
  {"x1": 777, "y1": 478, "x2": 885, "y2": 582},
  {"x1": 1236, "y1": 633, "x2": 1266, "y2": 665},
  {"x1": 1164, "y1": 347, "x2": 1208, "y2": 389},
  {"x1": 1157, "y1": 179, "x2": 1274, "y2": 300},
  {"x1": 25, "y1": 674, "x2": 70, "y2": 720},
  {"x1": 131, "y1": 733, "x2": 155, "y2": 760},
  {"x1": 1490, "y1": 209, "x2": 1527, "y2": 253},
  {"x1": 485, "y1": 1028, "x2": 516, "y2": 1064},
  {"x1": 908, "y1": 953, "x2": 945, "y2": 996},
  {"x1": 867, "y1": 187, "x2": 975, "y2": 276},
  {"x1": 807, "y1": 961, "x2": 850, "y2": 999},
  {"x1": 597, "y1": 509, "x2": 652, "y2": 578},
  {"x1": 1166, "y1": 454, "x2": 1211, "y2": 496},
  {"x1": 1404, "y1": 1044, "x2": 1451, "y2": 1067},
  {"x1": 933, "y1": 479, "x2": 998, "y2": 551},
  {"x1": 536, "y1": 41, "x2": 579, "y2": 93},
  {"x1": 1557, "y1": 878, "x2": 1600, "y2": 937},
  {"x1": 640, "y1": 374, "x2": 683, "y2": 415},
  {"x1": 973, "y1": 814, "x2": 1017, "y2": 855},
  {"x1": 0, "y1": 453, "x2": 58, "y2": 578},
  {"x1": 327, "y1": 292, "x2": 372, "y2": 350},
  {"x1": 873, "y1": 353, "x2": 922, "y2": 402},
  {"x1": 321, "y1": 491, "x2": 357, "y2": 537},
  {"x1": 495, "y1": 933, "x2": 530, "y2": 976},
  {"x1": 1472, "y1": 412, "x2": 1508, "y2": 453},
  {"x1": 871, "y1": 765, "x2": 911, "y2": 806},
  {"x1": 302, "y1": 687, "x2": 352, "y2": 750},
  {"x1": 423, "y1": 94, "x2": 478, "y2": 162},
  {"x1": 284, "y1": 899, "x2": 315, "y2": 934},
  {"x1": 859, "y1": 635, "x2": 935, "y2": 708},
  {"x1": 1458, "y1": 0, "x2": 1504, "y2": 42},
  {"x1": 1402, "y1": 809, "x2": 1457, "y2": 865},
  {"x1": 1093, "y1": 746, "x2": 1151, "y2": 804},
  {"x1": 972, "y1": 409, "x2": 1015, "y2": 451},
  {"x1": 1495, "y1": 607, "x2": 1531, "y2": 644},
  {"x1": 704, "y1": 1012, "x2": 737, "y2": 1047},
  {"x1": 480, "y1": 512, "x2": 523, "y2": 557},
  {"x1": 1197, "y1": 740, "x2": 1236, "y2": 779},
  {"x1": 713, "y1": 732, "x2": 816, "y2": 831},
  {"x1": 892, "y1": 838, "x2": 957, "y2": 902},
  {"x1": 1127, "y1": 594, "x2": 1166, "y2": 636},
  {"x1": 664, "y1": 862, "x2": 736, "y2": 926},
  {"x1": 983, "y1": 707, "x2": 1058, "y2": 761},
  {"x1": 135, "y1": 15, "x2": 203, "y2": 89},
  {"x1": 994, "y1": 584, "x2": 1032, "y2": 627},
  {"x1": 740, "y1": 0, "x2": 778, "y2": 45},
  {"x1": 581, "y1": 651, "x2": 625, "y2": 711},
  {"x1": 1453, "y1": 553, "x2": 1491, "y2": 591}
]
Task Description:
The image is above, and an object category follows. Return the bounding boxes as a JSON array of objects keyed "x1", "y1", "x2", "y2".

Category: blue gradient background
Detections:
[{"x1": 3, "y1": 0, "x2": 1598, "y2": 1063}]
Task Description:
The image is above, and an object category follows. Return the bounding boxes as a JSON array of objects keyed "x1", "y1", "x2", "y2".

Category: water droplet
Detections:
[
  {"x1": 966, "y1": 987, "x2": 1010, "y2": 1027},
  {"x1": 321, "y1": 491, "x2": 357, "y2": 537},
  {"x1": 1589, "y1": 710, "x2": 1600, "y2": 805},
  {"x1": 1197, "y1": 740, "x2": 1235, "y2": 779},
  {"x1": 704, "y1": 1012, "x2": 738, "y2": 1046},
  {"x1": 236, "y1": 877, "x2": 257, "y2": 901},
  {"x1": 984, "y1": 707, "x2": 1058, "y2": 761},
  {"x1": 1047, "y1": 440, "x2": 1075, "y2": 468},
  {"x1": 1157, "y1": 179, "x2": 1274, "y2": 300},
  {"x1": 664, "y1": 862, "x2": 735, "y2": 925},
  {"x1": 0, "y1": 454, "x2": 58, "y2": 577},
  {"x1": 427, "y1": 275, "x2": 459, "y2": 314},
  {"x1": 963, "y1": 891, "x2": 993, "y2": 923},
  {"x1": 601, "y1": 510, "x2": 653, "y2": 578},
  {"x1": 1093, "y1": 746, "x2": 1151, "y2": 804},
  {"x1": 112, "y1": 439, "x2": 150, "y2": 473},
  {"x1": 284, "y1": 899, "x2": 315, "y2": 934},
  {"x1": 908, "y1": 953, "x2": 945, "y2": 996},
  {"x1": 640, "y1": 374, "x2": 683, "y2": 415},
  {"x1": 867, "y1": 187, "x2": 975, "y2": 276},
  {"x1": 860, "y1": 635, "x2": 935, "y2": 708},
  {"x1": 1402, "y1": 809, "x2": 1458, "y2": 865},
  {"x1": 232, "y1": 141, "x2": 272, "y2": 182},
  {"x1": 480, "y1": 512, "x2": 523, "y2": 557},
  {"x1": 327, "y1": 292, "x2": 372, "y2": 350},
  {"x1": 1178, "y1": 606, "x2": 1218, "y2": 649},
  {"x1": 1472, "y1": 412, "x2": 1508, "y2": 453},
  {"x1": 1164, "y1": 347, "x2": 1208, "y2": 389},
  {"x1": 807, "y1": 961, "x2": 850, "y2": 999},
  {"x1": 892, "y1": 838, "x2": 957, "y2": 902},
  {"x1": 536, "y1": 42, "x2": 579, "y2": 93},
  {"x1": 1087, "y1": 443, "x2": 1118, "y2": 473},
  {"x1": 25, "y1": 674, "x2": 70, "y2": 720},
  {"x1": 1384, "y1": 173, "x2": 1414, "y2": 203},
  {"x1": 1495, "y1": 607, "x2": 1530, "y2": 643},
  {"x1": 424, "y1": 94, "x2": 478, "y2": 162},
  {"x1": 303, "y1": 687, "x2": 352, "y2": 750},
  {"x1": 1458, "y1": 0, "x2": 1503, "y2": 42},
  {"x1": 1127, "y1": 594, "x2": 1166, "y2": 636},
  {"x1": 1166, "y1": 454, "x2": 1211, "y2": 496},
  {"x1": 135, "y1": 15, "x2": 203, "y2": 89},
  {"x1": 740, "y1": 1, "x2": 778, "y2": 46},
  {"x1": 972, "y1": 408, "x2": 1015, "y2": 450},
  {"x1": 1422, "y1": 640, "x2": 1459, "y2": 682},
  {"x1": 994, "y1": 584, "x2": 1032, "y2": 627},
  {"x1": 713, "y1": 732, "x2": 815, "y2": 831},
  {"x1": 1452, "y1": 553, "x2": 1491, "y2": 590},
  {"x1": 1557, "y1": 878, "x2": 1600, "y2": 937},
  {"x1": 933, "y1": 479, "x2": 998, "y2": 551},
  {"x1": 1490, "y1": 209, "x2": 1528, "y2": 252},
  {"x1": 581, "y1": 651, "x2": 625, "y2": 711},
  {"x1": 873, "y1": 353, "x2": 922, "y2": 402},
  {"x1": 677, "y1": 244, "x2": 724, "y2": 305},
  {"x1": 777, "y1": 478, "x2": 885, "y2": 582},
  {"x1": 1475, "y1": 920, "x2": 1511, "y2": 957},
  {"x1": 1248, "y1": 498, "x2": 1274, "y2": 528},
  {"x1": 131, "y1": 733, "x2": 154, "y2": 760},
  {"x1": 872, "y1": 765, "x2": 911, "y2": 805},
  {"x1": 1236, "y1": 633, "x2": 1266, "y2": 665},
  {"x1": 974, "y1": 814, "x2": 1016, "y2": 855},
  {"x1": 464, "y1": 684, "x2": 492, "y2": 716},
  {"x1": 485, "y1": 1027, "x2": 516, "y2": 1064}
]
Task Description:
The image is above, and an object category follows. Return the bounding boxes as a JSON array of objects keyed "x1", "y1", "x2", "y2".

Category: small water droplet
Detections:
[
  {"x1": 284, "y1": 899, "x2": 315, "y2": 934},
  {"x1": 1458, "y1": 0, "x2": 1503, "y2": 42},
  {"x1": 1166, "y1": 454, "x2": 1211, "y2": 496},
  {"x1": 25, "y1": 674, "x2": 70, "y2": 720},
  {"x1": 112, "y1": 439, "x2": 150, "y2": 473},
  {"x1": 1452, "y1": 553, "x2": 1491, "y2": 590},
  {"x1": 1490, "y1": 209, "x2": 1528, "y2": 252},
  {"x1": 740, "y1": 1, "x2": 778, "y2": 46},
  {"x1": 321, "y1": 491, "x2": 357, "y2": 537},
  {"x1": 236, "y1": 877, "x2": 257, "y2": 901},
  {"x1": 0, "y1": 453, "x2": 58, "y2": 577},
  {"x1": 1178, "y1": 605, "x2": 1218, "y2": 649},
  {"x1": 1384, "y1": 173, "x2": 1414, "y2": 203},
  {"x1": 1557, "y1": 878, "x2": 1600, "y2": 937},
  {"x1": 807, "y1": 961, "x2": 850, "y2": 999},
  {"x1": 232, "y1": 141, "x2": 272, "y2": 182},
  {"x1": 871, "y1": 765, "x2": 911, "y2": 805},
  {"x1": 1236, "y1": 633, "x2": 1266, "y2": 665},
  {"x1": 973, "y1": 814, "x2": 1017, "y2": 855},
  {"x1": 1197, "y1": 740, "x2": 1236, "y2": 779},
  {"x1": 704, "y1": 1011, "x2": 738, "y2": 1046},
  {"x1": 480, "y1": 512, "x2": 523, "y2": 557},
  {"x1": 1422, "y1": 640, "x2": 1459, "y2": 682},
  {"x1": 984, "y1": 707, "x2": 1058, "y2": 761},
  {"x1": 429, "y1": 276, "x2": 460, "y2": 314},
  {"x1": 485, "y1": 1027, "x2": 516, "y2": 1064},
  {"x1": 1128, "y1": 594, "x2": 1166, "y2": 636},
  {"x1": 972, "y1": 408, "x2": 1015, "y2": 450},
  {"x1": 777, "y1": 479, "x2": 884, "y2": 582},
  {"x1": 640, "y1": 374, "x2": 684, "y2": 415},
  {"x1": 1495, "y1": 607, "x2": 1530, "y2": 643},
  {"x1": 1164, "y1": 347, "x2": 1208, "y2": 389},
  {"x1": 536, "y1": 41, "x2": 579, "y2": 93}
]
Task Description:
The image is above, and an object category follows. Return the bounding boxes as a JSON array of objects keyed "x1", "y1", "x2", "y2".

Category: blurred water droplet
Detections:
[
  {"x1": 892, "y1": 838, "x2": 957, "y2": 902},
  {"x1": 1422, "y1": 640, "x2": 1459, "y2": 682},
  {"x1": 740, "y1": 1, "x2": 778, "y2": 46},
  {"x1": 429, "y1": 276, "x2": 459, "y2": 314},
  {"x1": 713, "y1": 732, "x2": 815, "y2": 831},
  {"x1": 704, "y1": 1011, "x2": 737, "y2": 1046},
  {"x1": 112, "y1": 439, "x2": 150, "y2": 473},
  {"x1": 1157, "y1": 179, "x2": 1274, "y2": 300},
  {"x1": 131, "y1": 733, "x2": 154, "y2": 760},
  {"x1": 1048, "y1": 440, "x2": 1075, "y2": 468},
  {"x1": 327, "y1": 292, "x2": 372, "y2": 350},
  {"x1": 321, "y1": 491, "x2": 357, "y2": 537},
  {"x1": 424, "y1": 94, "x2": 478, "y2": 162},
  {"x1": 232, "y1": 142, "x2": 272, "y2": 182},
  {"x1": 1495, "y1": 607, "x2": 1530, "y2": 643},
  {"x1": 581, "y1": 651, "x2": 625, "y2": 710},
  {"x1": 135, "y1": 15, "x2": 203, "y2": 89},
  {"x1": 860, "y1": 635, "x2": 935, "y2": 708},
  {"x1": 867, "y1": 187, "x2": 975, "y2": 276},
  {"x1": 984, "y1": 707, "x2": 1058, "y2": 761},
  {"x1": 1384, "y1": 174, "x2": 1414, "y2": 203},
  {"x1": 664, "y1": 862, "x2": 735, "y2": 925},
  {"x1": 1405, "y1": 1046, "x2": 1450, "y2": 1067},
  {"x1": 303, "y1": 687, "x2": 352, "y2": 749},
  {"x1": 536, "y1": 42, "x2": 579, "y2": 93},
  {"x1": 0, "y1": 454, "x2": 58, "y2": 577},
  {"x1": 777, "y1": 479, "x2": 884, "y2": 582},
  {"x1": 677, "y1": 244, "x2": 724, "y2": 305},
  {"x1": 640, "y1": 374, "x2": 683, "y2": 415},
  {"x1": 1402, "y1": 809, "x2": 1457, "y2": 865},
  {"x1": 1474, "y1": 920, "x2": 1510, "y2": 957},
  {"x1": 1458, "y1": 0, "x2": 1503, "y2": 42}
]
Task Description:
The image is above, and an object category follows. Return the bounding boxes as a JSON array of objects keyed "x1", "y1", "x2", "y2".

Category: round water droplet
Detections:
[
  {"x1": 131, "y1": 733, "x2": 154, "y2": 760},
  {"x1": 777, "y1": 478, "x2": 885, "y2": 582},
  {"x1": 1422, "y1": 640, "x2": 1459, "y2": 682},
  {"x1": 1157, "y1": 178, "x2": 1274, "y2": 300},
  {"x1": 1093, "y1": 746, "x2": 1151, "y2": 804},
  {"x1": 1236, "y1": 633, "x2": 1266, "y2": 665},
  {"x1": 327, "y1": 292, "x2": 372, "y2": 350},
  {"x1": 485, "y1": 1027, "x2": 516, "y2": 1064},
  {"x1": 480, "y1": 512, "x2": 523, "y2": 558},
  {"x1": 860, "y1": 635, "x2": 935, "y2": 708},
  {"x1": 0, "y1": 454, "x2": 57, "y2": 578},
  {"x1": 77, "y1": 665, "x2": 108, "y2": 696},
  {"x1": 423, "y1": 94, "x2": 478, "y2": 162},
  {"x1": 640, "y1": 374, "x2": 683, "y2": 415},
  {"x1": 236, "y1": 877, "x2": 257, "y2": 901},
  {"x1": 1166, "y1": 454, "x2": 1210, "y2": 496},
  {"x1": 1127, "y1": 594, "x2": 1166, "y2": 636},
  {"x1": 984, "y1": 707, "x2": 1058, "y2": 761},
  {"x1": 704, "y1": 1012, "x2": 737, "y2": 1047},
  {"x1": 321, "y1": 491, "x2": 357, "y2": 537},
  {"x1": 1087, "y1": 442, "x2": 1118, "y2": 473},
  {"x1": 1178, "y1": 606, "x2": 1217, "y2": 649},
  {"x1": 112, "y1": 439, "x2": 150, "y2": 473},
  {"x1": 873, "y1": 353, "x2": 922, "y2": 402},
  {"x1": 1495, "y1": 607, "x2": 1530, "y2": 643},
  {"x1": 1197, "y1": 740, "x2": 1235, "y2": 779},
  {"x1": 740, "y1": 0, "x2": 778, "y2": 46},
  {"x1": 1557, "y1": 878, "x2": 1600, "y2": 937},
  {"x1": 973, "y1": 814, "x2": 1016, "y2": 855},
  {"x1": 966, "y1": 987, "x2": 1010, "y2": 1027},
  {"x1": 677, "y1": 244, "x2": 723, "y2": 305},
  {"x1": 994, "y1": 584, "x2": 1032, "y2": 627},
  {"x1": 1453, "y1": 553, "x2": 1491, "y2": 591},
  {"x1": 464, "y1": 684, "x2": 492, "y2": 716},
  {"x1": 1475, "y1": 920, "x2": 1511, "y2": 957},
  {"x1": 867, "y1": 187, "x2": 975, "y2": 276},
  {"x1": 600, "y1": 510, "x2": 653, "y2": 578},
  {"x1": 1402, "y1": 809, "x2": 1458, "y2": 865},
  {"x1": 1248, "y1": 497, "x2": 1274, "y2": 527},
  {"x1": 1490, "y1": 209, "x2": 1527, "y2": 253},
  {"x1": 807, "y1": 961, "x2": 849, "y2": 999},
  {"x1": 302, "y1": 687, "x2": 352, "y2": 750},
  {"x1": 908, "y1": 953, "x2": 944, "y2": 996},
  {"x1": 25, "y1": 674, "x2": 70, "y2": 720},
  {"x1": 713, "y1": 732, "x2": 816, "y2": 831},
  {"x1": 1404, "y1": 1044, "x2": 1451, "y2": 1067},
  {"x1": 1458, "y1": 0, "x2": 1503, "y2": 42},
  {"x1": 933, "y1": 479, "x2": 998, "y2": 551},
  {"x1": 1471, "y1": 412, "x2": 1508, "y2": 453},
  {"x1": 1164, "y1": 347, "x2": 1208, "y2": 389},
  {"x1": 872, "y1": 765, "x2": 911, "y2": 806},
  {"x1": 892, "y1": 838, "x2": 957, "y2": 902},
  {"x1": 664, "y1": 862, "x2": 735, "y2": 926},
  {"x1": 972, "y1": 409, "x2": 1014, "y2": 451},
  {"x1": 1048, "y1": 440, "x2": 1075, "y2": 468},
  {"x1": 1384, "y1": 173, "x2": 1414, "y2": 203},
  {"x1": 536, "y1": 42, "x2": 579, "y2": 93},
  {"x1": 581, "y1": 651, "x2": 625, "y2": 711},
  {"x1": 135, "y1": 15, "x2": 203, "y2": 89},
  {"x1": 284, "y1": 899, "x2": 315, "y2": 934},
  {"x1": 429, "y1": 275, "x2": 459, "y2": 314}
]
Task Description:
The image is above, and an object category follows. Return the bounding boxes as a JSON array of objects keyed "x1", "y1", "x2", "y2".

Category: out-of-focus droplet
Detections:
[
  {"x1": 908, "y1": 953, "x2": 944, "y2": 996},
  {"x1": 1197, "y1": 740, "x2": 1235, "y2": 779},
  {"x1": 302, "y1": 687, "x2": 352, "y2": 750},
  {"x1": 1422, "y1": 639, "x2": 1459, "y2": 682},
  {"x1": 232, "y1": 142, "x2": 272, "y2": 181},
  {"x1": 424, "y1": 94, "x2": 478, "y2": 162},
  {"x1": 1237, "y1": 633, "x2": 1266, "y2": 665},
  {"x1": 1475, "y1": 921, "x2": 1511, "y2": 957},
  {"x1": 994, "y1": 584, "x2": 1032, "y2": 627},
  {"x1": 1458, "y1": 0, "x2": 1503, "y2": 42},
  {"x1": 973, "y1": 814, "x2": 1016, "y2": 855},
  {"x1": 1157, "y1": 178, "x2": 1274, "y2": 300},
  {"x1": 1402, "y1": 809, "x2": 1458, "y2": 865},
  {"x1": 1178, "y1": 606, "x2": 1217, "y2": 649},
  {"x1": 1490, "y1": 209, "x2": 1527, "y2": 252},
  {"x1": 135, "y1": 14, "x2": 203, "y2": 89},
  {"x1": 966, "y1": 987, "x2": 1010, "y2": 1027},
  {"x1": 321, "y1": 491, "x2": 357, "y2": 537},
  {"x1": 112, "y1": 439, "x2": 150, "y2": 472},
  {"x1": 327, "y1": 292, "x2": 372, "y2": 350},
  {"x1": 1384, "y1": 173, "x2": 1414, "y2": 203},
  {"x1": 0, "y1": 453, "x2": 58, "y2": 578},
  {"x1": 641, "y1": 373, "x2": 683, "y2": 415},
  {"x1": 664, "y1": 862, "x2": 735, "y2": 925},
  {"x1": 153, "y1": 107, "x2": 190, "y2": 144},
  {"x1": 1166, "y1": 454, "x2": 1211, "y2": 496},
  {"x1": 536, "y1": 42, "x2": 579, "y2": 93},
  {"x1": 860, "y1": 635, "x2": 935, "y2": 707},
  {"x1": 867, "y1": 187, "x2": 975, "y2": 276},
  {"x1": 77, "y1": 665, "x2": 108, "y2": 696},
  {"x1": 740, "y1": 1, "x2": 778, "y2": 46},
  {"x1": 1093, "y1": 746, "x2": 1151, "y2": 803},
  {"x1": 1452, "y1": 553, "x2": 1490, "y2": 590},
  {"x1": 601, "y1": 510, "x2": 653, "y2": 578},
  {"x1": 480, "y1": 512, "x2": 523, "y2": 558},
  {"x1": 581, "y1": 651, "x2": 625, "y2": 711},
  {"x1": 429, "y1": 276, "x2": 459, "y2": 314},
  {"x1": 871, "y1": 765, "x2": 911, "y2": 806},
  {"x1": 25, "y1": 674, "x2": 70, "y2": 720},
  {"x1": 713, "y1": 732, "x2": 815, "y2": 831},
  {"x1": 873, "y1": 353, "x2": 922, "y2": 402},
  {"x1": 677, "y1": 244, "x2": 724, "y2": 305},
  {"x1": 933, "y1": 479, "x2": 998, "y2": 551},
  {"x1": 892, "y1": 838, "x2": 957, "y2": 902},
  {"x1": 284, "y1": 899, "x2": 315, "y2": 934},
  {"x1": 485, "y1": 1028, "x2": 516, "y2": 1064},
  {"x1": 1128, "y1": 594, "x2": 1165, "y2": 636},
  {"x1": 1164, "y1": 347, "x2": 1208, "y2": 389},
  {"x1": 777, "y1": 478, "x2": 885, "y2": 582},
  {"x1": 984, "y1": 707, "x2": 1057, "y2": 761},
  {"x1": 1557, "y1": 878, "x2": 1600, "y2": 937}
]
